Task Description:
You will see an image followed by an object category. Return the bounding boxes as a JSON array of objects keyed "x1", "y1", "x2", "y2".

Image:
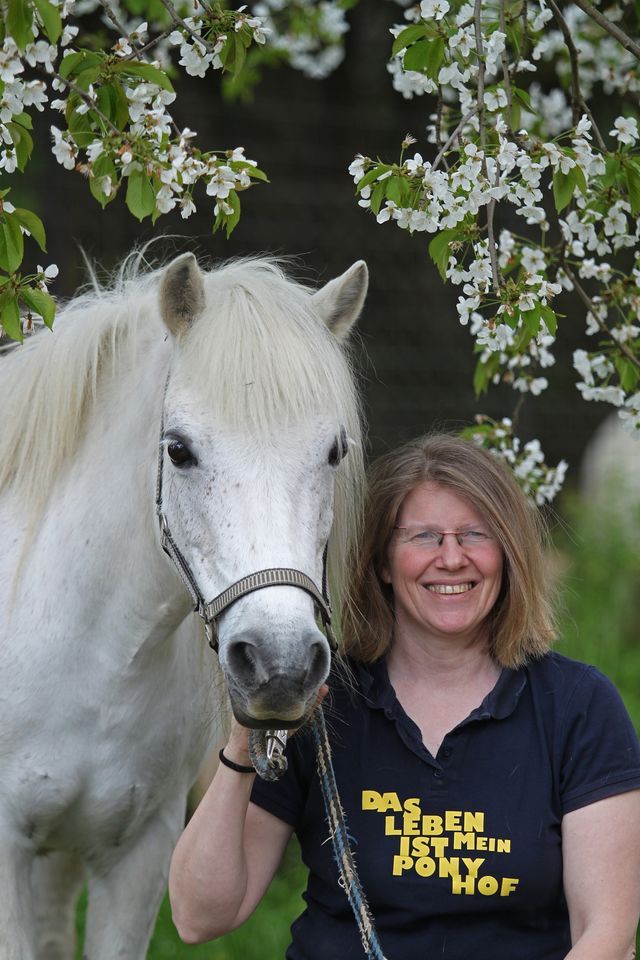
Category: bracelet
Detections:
[{"x1": 218, "y1": 748, "x2": 254, "y2": 774}]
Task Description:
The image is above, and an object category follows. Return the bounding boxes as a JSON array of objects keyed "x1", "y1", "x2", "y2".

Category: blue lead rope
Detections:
[{"x1": 310, "y1": 708, "x2": 388, "y2": 960}]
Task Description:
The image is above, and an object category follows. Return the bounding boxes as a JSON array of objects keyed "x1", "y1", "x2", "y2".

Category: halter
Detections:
[{"x1": 154, "y1": 382, "x2": 337, "y2": 654}]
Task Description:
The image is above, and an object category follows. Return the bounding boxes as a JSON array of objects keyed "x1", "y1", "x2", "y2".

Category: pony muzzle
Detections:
[{"x1": 222, "y1": 632, "x2": 330, "y2": 729}]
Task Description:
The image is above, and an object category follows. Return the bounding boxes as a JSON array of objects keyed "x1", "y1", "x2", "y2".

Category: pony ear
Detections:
[
  {"x1": 311, "y1": 261, "x2": 368, "y2": 341},
  {"x1": 160, "y1": 253, "x2": 206, "y2": 336}
]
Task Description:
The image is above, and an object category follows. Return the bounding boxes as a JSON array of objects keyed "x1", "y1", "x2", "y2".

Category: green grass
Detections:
[
  {"x1": 552, "y1": 496, "x2": 640, "y2": 730},
  {"x1": 74, "y1": 498, "x2": 640, "y2": 958}
]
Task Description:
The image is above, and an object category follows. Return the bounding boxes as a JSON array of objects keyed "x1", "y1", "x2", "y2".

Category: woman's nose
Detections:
[{"x1": 435, "y1": 533, "x2": 467, "y2": 566}]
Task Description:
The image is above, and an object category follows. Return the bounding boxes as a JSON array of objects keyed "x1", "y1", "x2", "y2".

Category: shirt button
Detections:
[{"x1": 433, "y1": 769, "x2": 443, "y2": 779}]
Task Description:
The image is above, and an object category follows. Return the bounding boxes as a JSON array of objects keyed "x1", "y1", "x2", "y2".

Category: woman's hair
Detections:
[{"x1": 340, "y1": 433, "x2": 556, "y2": 668}]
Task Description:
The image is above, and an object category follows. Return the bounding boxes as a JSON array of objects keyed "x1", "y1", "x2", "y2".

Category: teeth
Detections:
[{"x1": 427, "y1": 583, "x2": 474, "y2": 595}]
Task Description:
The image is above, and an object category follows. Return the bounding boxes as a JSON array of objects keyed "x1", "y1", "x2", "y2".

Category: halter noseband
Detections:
[{"x1": 154, "y1": 388, "x2": 336, "y2": 654}]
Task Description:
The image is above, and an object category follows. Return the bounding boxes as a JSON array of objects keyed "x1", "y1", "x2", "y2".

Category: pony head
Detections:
[{"x1": 158, "y1": 254, "x2": 367, "y2": 728}]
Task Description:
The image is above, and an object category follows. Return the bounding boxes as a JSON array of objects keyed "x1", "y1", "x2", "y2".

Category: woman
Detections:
[{"x1": 169, "y1": 434, "x2": 640, "y2": 959}]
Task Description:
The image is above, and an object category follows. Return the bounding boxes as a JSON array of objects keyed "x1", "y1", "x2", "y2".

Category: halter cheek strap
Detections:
[{"x1": 155, "y1": 384, "x2": 336, "y2": 653}]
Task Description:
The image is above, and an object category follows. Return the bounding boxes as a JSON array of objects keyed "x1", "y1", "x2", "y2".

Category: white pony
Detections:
[{"x1": 0, "y1": 251, "x2": 367, "y2": 959}]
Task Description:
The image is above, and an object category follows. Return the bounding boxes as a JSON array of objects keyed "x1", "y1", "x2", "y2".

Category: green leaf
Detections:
[
  {"x1": 89, "y1": 154, "x2": 118, "y2": 208},
  {"x1": 13, "y1": 111, "x2": 33, "y2": 130},
  {"x1": 385, "y1": 175, "x2": 407, "y2": 206},
  {"x1": 125, "y1": 169, "x2": 155, "y2": 221},
  {"x1": 0, "y1": 213, "x2": 24, "y2": 273},
  {"x1": 33, "y1": 0, "x2": 61, "y2": 43},
  {"x1": 513, "y1": 86, "x2": 532, "y2": 110},
  {"x1": 66, "y1": 107, "x2": 94, "y2": 149},
  {"x1": 572, "y1": 165, "x2": 587, "y2": 195},
  {"x1": 521, "y1": 305, "x2": 541, "y2": 337},
  {"x1": 225, "y1": 190, "x2": 241, "y2": 237},
  {"x1": 473, "y1": 353, "x2": 500, "y2": 397},
  {"x1": 72, "y1": 65, "x2": 101, "y2": 92},
  {"x1": 0, "y1": 291, "x2": 22, "y2": 341},
  {"x1": 391, "y1": 23, "x2": 428, "y2": 57},
  {"x1": 614, "y1": 354, "x2": 640, "y2": 393},
  {"x1": 114, "y1": 61, "x2": 174, "y2": 92},
  {"x1": 59, "y1": 50, "x2": 102, "y2": 80},
  {"x1": 403, "y1": 38, "x2": 445, "y2": 79},
  {"x1": 369, "y1": 180, "x2": 386, "y2": 215},
  {"x1": 96, "y1": 81, "x2": 129, "y2": 128},
  {"x1": 6, "y1": 121, "x2": 33, "y2": 171},
  {"x1": 540, "y1": 304, "x2": 557, "y2": 336},
  {"x1": 552, "y1": 169, "x2": 574, "y2": 212},
  {"x1": 602, "y1": 154, "x2": 622, "y2": 188},
  {"x1": 12, "y1": 206, "x2": 46, "y2": 251},
  {"x1": 7, "y1": 0, "x2": 34, "y2": 51},
  {"x1": 428, "y1": 228, "x2": 458, "y2": 281},
  {"x1": 356, "y1": 164, "x2": 392, "y2": 192},
  {"x1": 248, "y1": 166, "x2": 269, "y2": 182},
  {"x1": 21, "y1": 285, "x2": 55, "y2": 328},
  {"x1": 625, "y1": 162, "x2": 640, "y2": 215}
]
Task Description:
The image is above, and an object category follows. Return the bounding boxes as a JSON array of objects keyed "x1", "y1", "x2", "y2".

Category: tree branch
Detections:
[
  {"x1": 52, "y1": 72, "x2": 120, "y2": 135},
  {"x1": 572, "y1": 0, "x2": 640, "y2": 62},
  {"x1": 98, "y1": 0, "x2": 129, "y2": 39},
  {"x1": 432, "y1": 106, "x2": 478, "y2": 170},
  {"x1": 474, "y1": 0, "x2": 499, "y2": 294},
  {"x1": 547, "y1": 0, "x2": 606, "y2": 151},
  {"x1": 564, "y1": 265, "x2": 640, "y2": 370},
  {"x1": 157, "y1": 0, "x2": 218, "y2": 53}
]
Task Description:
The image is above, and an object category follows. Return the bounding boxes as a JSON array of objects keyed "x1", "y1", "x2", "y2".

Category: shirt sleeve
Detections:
[
  {"x1": 559, "y1": 666, "x2": 640, "y2": 815},
  {"x1": 250, "y1": 727, "x2": 316, "y2": 828}
]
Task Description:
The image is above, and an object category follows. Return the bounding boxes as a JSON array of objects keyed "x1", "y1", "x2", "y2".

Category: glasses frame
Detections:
[{"x1": 392, "y1": 525, "x2": 495, "y2": 549}]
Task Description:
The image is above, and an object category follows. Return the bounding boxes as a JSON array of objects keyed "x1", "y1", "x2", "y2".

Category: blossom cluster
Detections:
[
  {"x1": 349, "y1": 0, "x2": 640, "y2": 489},
  {"x1": 462, "y1": 417, "x2": 568, "y2": 505},
  {"x1": 0, "y1": 0, "x2": 276, "y2": 341},
  {"x1": 251, "y1": 0, "x2": 350, "y2": 79}
]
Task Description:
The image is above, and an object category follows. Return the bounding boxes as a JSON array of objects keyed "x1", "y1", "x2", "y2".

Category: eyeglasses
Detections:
[{"x1": 393, "y1": 525, "x2": 494, "y2": 550}]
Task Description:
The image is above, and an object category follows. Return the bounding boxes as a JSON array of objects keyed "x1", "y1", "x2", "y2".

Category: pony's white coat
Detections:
[{"x1": 0, "y1": 253, "x2": 367, "y2": 959}]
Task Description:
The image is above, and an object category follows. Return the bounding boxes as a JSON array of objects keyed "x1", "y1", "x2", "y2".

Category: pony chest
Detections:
[{"x1": 16, "y1": 760, "x2": 158, "y2": 854}]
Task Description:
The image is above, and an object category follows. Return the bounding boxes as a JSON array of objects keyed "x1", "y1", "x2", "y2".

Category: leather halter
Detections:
[{"x1": 154, "y1": 385, "x2": 336, "y2": 654}]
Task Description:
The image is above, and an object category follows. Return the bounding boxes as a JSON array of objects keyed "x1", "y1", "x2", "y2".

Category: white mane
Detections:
[{"x1": 0, "y1": 254, "x2": 363, "y2": 606}]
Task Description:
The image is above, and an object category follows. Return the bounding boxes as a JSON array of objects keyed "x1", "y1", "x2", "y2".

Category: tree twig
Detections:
[
  {"x1": 474, "y1": 0, "x2": 500, "y2": 294},
  {"x1": 564, "y1": 265, "x2": 640, "y2": 370},
  {"x1": 157, "y1": 0, "x2": 218, "y2": 53},
  {"x1": 572, "y1": 0, "x2": 640, "y2": 61},
  {"x1": 52, "y1": 72, "x2": 120, "y2": 135},
  {"x1": 432, "y1": 106, "x2": 478, "y2": 170},
  {"x1": 99, "y1": 0, "x2": 130, "y2": 39},
  {"x1": 547, "y1": 0, "x2": 606, "y2": 151}
]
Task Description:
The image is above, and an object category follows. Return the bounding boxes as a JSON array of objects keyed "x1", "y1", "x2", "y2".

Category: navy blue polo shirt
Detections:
[{"x1": 250, "y1": 652, "x2": 640, "y2": 960}]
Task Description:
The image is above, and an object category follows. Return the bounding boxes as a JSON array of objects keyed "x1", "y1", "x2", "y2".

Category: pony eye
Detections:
[
  {"x1": 328, "y1": 428, "x2": 349, "y2": 467},
  {"x1": 167, "y1": 439, "x2": 196, "y2": 467}
]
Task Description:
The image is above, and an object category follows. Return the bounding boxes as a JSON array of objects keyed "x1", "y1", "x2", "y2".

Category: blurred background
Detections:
[{"x1": 10, "y1": 0, "x2": 636, "y2": 953}]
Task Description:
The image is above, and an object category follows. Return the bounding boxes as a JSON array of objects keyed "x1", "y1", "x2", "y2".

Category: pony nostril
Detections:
[
  {"x1": 226, "y1": 639, "x2": 260, "y2": 684},
  {"x1": 305, "y1": 640, "x2": 329, "y2": 688}
]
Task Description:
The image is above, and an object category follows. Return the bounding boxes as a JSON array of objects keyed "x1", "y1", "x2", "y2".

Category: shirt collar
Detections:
[{"x1": 354, "y1": 655, "x2": 528, "y2": 721}]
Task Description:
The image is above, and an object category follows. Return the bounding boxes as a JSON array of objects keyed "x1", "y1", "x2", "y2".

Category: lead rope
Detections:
[{"x1": 310, "y1": 707, "x2": 388, "y2": 960}]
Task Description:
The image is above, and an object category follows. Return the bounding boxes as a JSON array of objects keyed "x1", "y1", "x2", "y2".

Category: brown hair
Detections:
[{"x1": 340, "y1": 434, "x2": 556, "y2": 668}]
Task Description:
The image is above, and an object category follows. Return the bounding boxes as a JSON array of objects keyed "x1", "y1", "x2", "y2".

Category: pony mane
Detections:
[{"x1": 0, "y1": 254, "x2": 364, "y2": 613}]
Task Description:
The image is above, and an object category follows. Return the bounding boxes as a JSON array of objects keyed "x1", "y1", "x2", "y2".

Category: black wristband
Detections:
[{"x1": 218, "y1": 748, "x2": 254, "y2": 774}]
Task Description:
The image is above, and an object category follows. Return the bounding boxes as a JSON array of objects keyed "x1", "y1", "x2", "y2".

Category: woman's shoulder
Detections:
[
  {"x1": 526, "y1": 649, "x2": 607, "y2": 688},
  {"x1": 524, "y1": 650, "x2": 634, "y2": 725}
]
